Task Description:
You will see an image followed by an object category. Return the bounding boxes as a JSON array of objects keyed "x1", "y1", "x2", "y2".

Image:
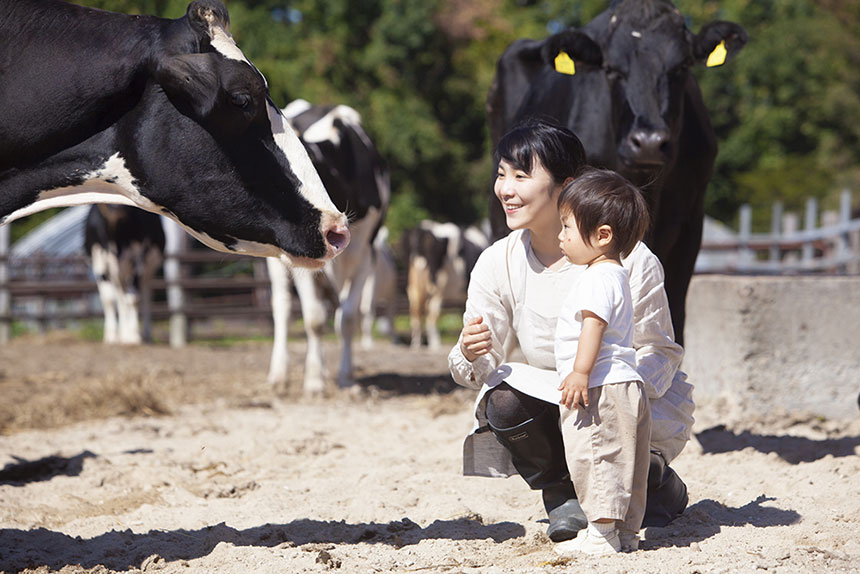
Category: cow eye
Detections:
[{"x1": 230, "y1": 92, "x2": 251, "y2": 109}]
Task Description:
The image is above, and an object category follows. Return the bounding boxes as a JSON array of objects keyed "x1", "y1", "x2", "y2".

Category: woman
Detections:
[{"x1": 448, "y1": 119, "x2": 694, "y2": 543}]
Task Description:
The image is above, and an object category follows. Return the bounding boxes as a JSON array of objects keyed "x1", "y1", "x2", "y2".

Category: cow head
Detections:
[
  {"x1": 541, "y1": 0, "x2": 746, "y2": 177},
  {"x1": 141, "y1": 2, "x2": 349, "y2": 268}
]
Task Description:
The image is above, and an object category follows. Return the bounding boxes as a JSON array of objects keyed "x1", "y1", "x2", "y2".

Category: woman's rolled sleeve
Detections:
[
  {"x1": 625, "y1": 243, "x2": 684, "y2": 400},
  {"x1": 448, "y1": 244, "x2": 512, "y2": 390}
]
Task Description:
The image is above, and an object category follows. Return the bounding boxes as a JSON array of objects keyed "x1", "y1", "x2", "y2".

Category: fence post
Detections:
[
  {"x1": 837, "y1": 189, "x2": 852, "y2": 273},
  {"x1": 802, "y1": 197, "x2": 818, "y2": 268},
  {"x1": 163, "y1": 218, "x2": 187, "y2": 348},
  {"x1": 769, "y1": 201, "x2": 783, "y2": 269},
  {"x1": 0, "y1": 224, "x2": 9, "y2": 344},
  {"x1": 738, "y1": 204, "x2": 753, "y2": 271}
]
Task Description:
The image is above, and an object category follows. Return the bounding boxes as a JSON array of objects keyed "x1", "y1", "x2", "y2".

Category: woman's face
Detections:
[{"x1": 494, "y1": 158, "x2": 561, "y2": 232}]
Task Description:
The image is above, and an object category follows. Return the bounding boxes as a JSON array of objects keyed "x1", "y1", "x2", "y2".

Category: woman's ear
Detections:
[{"x1": 596, "y1": 224, "x2": 613, "y2": 247}]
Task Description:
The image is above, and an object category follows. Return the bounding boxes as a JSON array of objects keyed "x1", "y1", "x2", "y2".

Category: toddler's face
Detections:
[{"x1": 558, "y1": 212, "x2": 603, "y2": 266}]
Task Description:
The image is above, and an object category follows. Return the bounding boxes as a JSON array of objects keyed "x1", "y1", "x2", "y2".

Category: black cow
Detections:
[
  {"x1": 266, "y1": 100, "x2": 390, "y2": 393},
  {"x1": 85, "y1": 206, "x2": 165, "y2": 345},
  {"x1": 487, "y1": 0, "x2": 747, "y2": 344},
  {"x1": 0, "y1": 0, "x2": 349, "y2": 269}
]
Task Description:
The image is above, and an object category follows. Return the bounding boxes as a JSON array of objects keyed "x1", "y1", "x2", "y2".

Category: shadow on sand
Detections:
[
  {"x1": 643, "y1": 494, "x2": 801, "y2": 550},
  {"x1": 695, "y1": 424, "x2": 860, "y2": 463},
  {"x1": 0, "y1": 515, "x2": 524, "y2": 572},
  {"x1": 357, "y1": 372, "x2": 459, "y2": 395},
  {"x1": 0, "y1": 451, "x2": 97, "y2": 486}
]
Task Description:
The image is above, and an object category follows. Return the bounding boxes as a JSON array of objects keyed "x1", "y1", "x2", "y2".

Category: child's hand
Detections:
[
  {"x1": 460, "y1": 316, "x2": 492, "y2": 362},
  {"x1": 559, "y1": 371, "x2": 590, "y2": 409}
]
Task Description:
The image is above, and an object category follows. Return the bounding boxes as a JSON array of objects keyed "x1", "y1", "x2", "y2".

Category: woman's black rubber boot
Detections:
[
  {"x1": 488, "y1": 408, "x2": 587, "y2": 541},
  {"x1": 643, "y1": 451, "x2": 689, "y2": 527}
]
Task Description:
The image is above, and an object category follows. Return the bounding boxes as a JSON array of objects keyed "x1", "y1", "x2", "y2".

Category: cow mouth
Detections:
[
  {"x1": 619, "y1": 155, "x2": 666, "y2": 174},
  {"x1": 279, "y1": 252, "x2": 327, "y2": 270}
]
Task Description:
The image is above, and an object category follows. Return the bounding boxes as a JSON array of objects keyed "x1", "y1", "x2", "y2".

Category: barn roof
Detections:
[{"x1": 10, "y1": 206, "x2": 88, "y2": 258}]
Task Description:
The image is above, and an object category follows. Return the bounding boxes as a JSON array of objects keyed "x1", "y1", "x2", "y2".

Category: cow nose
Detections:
[
  {"x1": 627, "y1": 129, "x2": 671, "y2": 165},
  {"x1": 323, "y1": 214, "x2": 350, "y2": 256}
]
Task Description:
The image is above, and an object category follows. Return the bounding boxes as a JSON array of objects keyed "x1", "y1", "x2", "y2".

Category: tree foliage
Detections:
[{"x1": 678, "y1": 0, "x2": 860, "y2": 227}]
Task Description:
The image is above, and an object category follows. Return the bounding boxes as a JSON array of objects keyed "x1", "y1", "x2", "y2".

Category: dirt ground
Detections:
[{"x1": 1, "y1": 333, "x2": 859, "y2": 573}]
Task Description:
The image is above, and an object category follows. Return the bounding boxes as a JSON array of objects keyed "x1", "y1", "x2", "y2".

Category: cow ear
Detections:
[
  {"x1": 186, "y1": 0, "x2": 231, "y2": 41},
  {"x1": 154, "y1": 53, "x2": 219, "y2": 120},
  {"x1": 541, "y1": 29, "x2": 602, "y2": 74},
  {"x1": 693, "y1": 21, "x2": 748, "y2": 67}
]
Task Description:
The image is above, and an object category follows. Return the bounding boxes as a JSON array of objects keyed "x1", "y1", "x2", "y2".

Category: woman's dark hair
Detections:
[
  {"x1": 494, "y1": 118, "x2": 588, "y2": 184},
  {"x1": 558, "y1": 168, "x2": 650, "y2": 258}
]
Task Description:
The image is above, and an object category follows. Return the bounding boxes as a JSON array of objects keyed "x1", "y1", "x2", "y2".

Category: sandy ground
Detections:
[{"x1": 1, "y1": 334, "x2": 859, "y2": 573}]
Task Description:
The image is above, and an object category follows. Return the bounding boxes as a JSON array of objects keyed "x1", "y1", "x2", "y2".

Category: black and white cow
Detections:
[
  {"x1": 486, "y1": 0, "x2": 747, "y2": 344},
  {"x1": 0, "y1": 0, "x2": 349, "y2": 269},
  {"x1": 401, "y1": 221, "x2": 487, "y2": 350},
  {"x1": 85, "y1": 205, "x2": 165, "y2": 345},
  {"x1": 266, "y1": 101, "x2": 390, "y2": 393}
]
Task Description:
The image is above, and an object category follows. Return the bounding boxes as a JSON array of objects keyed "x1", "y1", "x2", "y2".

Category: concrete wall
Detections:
[{"x1": 683, "y1": 275, "x2": 860, "y2": 420}]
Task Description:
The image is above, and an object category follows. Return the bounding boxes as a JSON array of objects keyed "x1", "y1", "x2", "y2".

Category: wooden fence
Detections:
[
  {"x1": 3, "y1": 190, "x2": 858, "y2": 343},
  {"x1": 0, "y1": 218, "x2": 414, "y2": 345},
  {"x1": 696, "y1": 190, "x2": 860, "y2": 274}
]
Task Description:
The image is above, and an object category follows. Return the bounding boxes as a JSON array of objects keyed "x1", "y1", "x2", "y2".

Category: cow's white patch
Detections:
[
  {"x1": 1, "y1": 153, "x2": 284, "y2": 259},
  {"x1": 282, "y1": 99, "x2": 313, "y2": 120},
  {"x1": 210, "y1": 27, "x2": 269, "y2": 89},
  {"x1": 210, "y1": 27, "x2": 250, "y2": 64},
  {"x1": 302, "y1": 105, "x2": 363, "y2": 146},
  {"x1": 2, "y1": 153, "x2": 158, "y2": 225},
  {"x1": 266, "y1": 103, "x2": 340, "y2": 216}
]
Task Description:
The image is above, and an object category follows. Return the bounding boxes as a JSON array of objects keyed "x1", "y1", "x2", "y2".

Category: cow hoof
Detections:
[
  {"x1": 336, "y1": 375, "x2": 357, "y2": 390},
  {"x1": 303, "y1": 377, "x2": 327, "y2": 397}
]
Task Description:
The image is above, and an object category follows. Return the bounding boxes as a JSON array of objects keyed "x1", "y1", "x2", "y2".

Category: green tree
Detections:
[{"x1": 679, "y1": 0, "x2": 860, "y2": 227}]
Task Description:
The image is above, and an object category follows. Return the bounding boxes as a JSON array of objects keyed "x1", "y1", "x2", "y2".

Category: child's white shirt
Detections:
[{"x1": 555, "y1": 263, "x2": 642, "y2": 388}]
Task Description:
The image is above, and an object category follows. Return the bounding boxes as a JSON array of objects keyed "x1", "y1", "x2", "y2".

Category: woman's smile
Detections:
[{"x1": 494, "y1": 159, "x2": 560, "y2": 232}]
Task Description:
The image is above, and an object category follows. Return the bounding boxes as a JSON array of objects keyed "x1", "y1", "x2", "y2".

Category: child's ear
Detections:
[{"x1": 596, "y1": 225, "x2": 613, "y2": 247}]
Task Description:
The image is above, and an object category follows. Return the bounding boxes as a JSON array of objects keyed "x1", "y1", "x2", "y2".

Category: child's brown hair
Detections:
[{"x1": 557, "y1": 168, "x2": 650, "y2": 258}]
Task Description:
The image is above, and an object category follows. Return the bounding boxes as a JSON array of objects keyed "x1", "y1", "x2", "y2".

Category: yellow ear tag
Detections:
[
  {"x1": 554, "y1": 51, "x2": 576, "y2": 75},
  {"x1": 706, "y1": 40, "x2": 727, "y2": 67}
]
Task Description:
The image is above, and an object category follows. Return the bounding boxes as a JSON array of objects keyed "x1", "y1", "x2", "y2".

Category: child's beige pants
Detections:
[{"x1": 560, "y1": 381, "x2": 651, "y2": 532}]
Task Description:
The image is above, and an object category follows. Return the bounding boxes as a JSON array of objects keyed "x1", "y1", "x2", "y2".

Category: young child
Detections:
[{"x1": 553, "y1": 168, "x2": 652, "y2": 555}]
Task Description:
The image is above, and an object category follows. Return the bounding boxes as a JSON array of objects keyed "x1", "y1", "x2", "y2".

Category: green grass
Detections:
[{"x1": 3, "y1": 311, "x2": 467, "y2": 346}]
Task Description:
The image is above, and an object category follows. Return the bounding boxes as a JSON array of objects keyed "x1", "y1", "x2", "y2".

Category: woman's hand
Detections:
[{"x1": 460, "y1": 316, "x2": 492, "y2": 362}]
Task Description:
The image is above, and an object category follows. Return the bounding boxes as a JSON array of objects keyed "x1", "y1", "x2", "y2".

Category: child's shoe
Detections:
[{"x1": 554, "y1": 526, "x2": 622, "y2": 556}]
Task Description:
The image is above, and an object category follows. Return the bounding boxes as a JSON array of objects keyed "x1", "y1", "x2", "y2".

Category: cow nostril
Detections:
[
  {"x1": 326, "y1": 225, "x2": 350, "y2": 254},
  {"x1": 628, "y1": 129, "x2": 670, "y2": 162}
]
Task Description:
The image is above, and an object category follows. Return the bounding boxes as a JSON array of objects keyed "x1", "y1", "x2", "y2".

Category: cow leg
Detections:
[
  {"x1": 425, "y1": 290, "x2": 444, "y2": 350},
  {"x1": 138, "y1": 246, "x2": 162, "y2": 343},
  {"x1": 116, "y1": 251, "x2": 142, "y2": 345},
  {"x1": 407, "y1": 264, "x2": 427, "y2": 349},
  {"x1": 656, "y1": 214, "x2": 702, "y2": 347},
  {"x1": 425, "y1": 272, "x2": 449, "y2": 350},
  {"x1": 359, "y1": 266, "x2": 377, "y2": 349},
  {"x1": 334, "y1": 257, "x2": 374, "y2": 388},
  {"x1": 266, "y1": 257, "x2": 292, "y2": 392},
  {"x1": 91, "y1": 245, "x2": 119, "y2": 344},
  {"x1": 292, "y1": 270, "x2": 328, "y2": 395}
]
